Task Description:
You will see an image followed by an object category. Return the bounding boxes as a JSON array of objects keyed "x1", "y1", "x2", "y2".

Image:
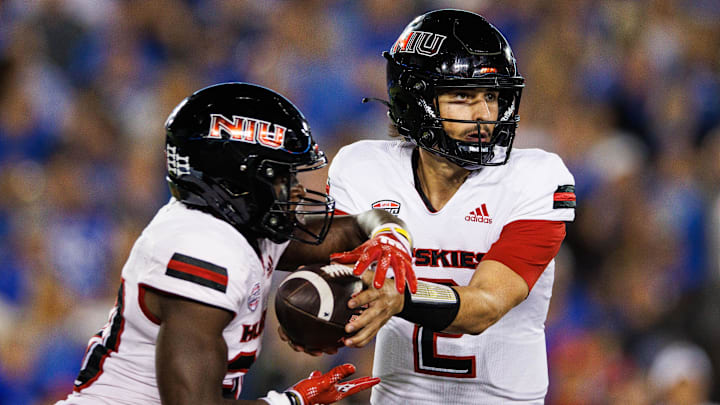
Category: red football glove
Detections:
[
  {"x1": 261, "y1": 363, "x2": 380, "y2": 405},
  {"x1": 330, "y1": 224, "x2": 417, "y2": 294}
]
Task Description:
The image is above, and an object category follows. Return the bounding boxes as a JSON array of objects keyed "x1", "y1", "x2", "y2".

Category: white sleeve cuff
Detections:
[{"x1": 259, "y1": 390, "x2": 292, "y2": 405}]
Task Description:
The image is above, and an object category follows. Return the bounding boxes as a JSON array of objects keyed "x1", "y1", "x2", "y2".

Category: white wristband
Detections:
[{"x1": 260, "y1": 390, "x2": 293, "y2": 405}]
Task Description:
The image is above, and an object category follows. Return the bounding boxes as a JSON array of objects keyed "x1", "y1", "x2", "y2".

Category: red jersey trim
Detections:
[
  {"x1": 334, "y1": 208, "x2": 350, "y2": 216},
  {"x1": 74, "y1": 280, "x2": 127, "y2": 391},
  {"x1": 481, "y1": 220, "x2": 566, "y2": 291},
  {"x1": 138, "y1": 284, "x2": 161, "y2": 325},
  {"x1": 136, "y1": 285, "x2": 238, "y2": 321},
  {"x1": 227, "y1": 350, "x2": 257, "y2": 373}
]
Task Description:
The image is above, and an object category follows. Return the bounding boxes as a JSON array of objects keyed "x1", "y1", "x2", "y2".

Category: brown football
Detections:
[{"x1": 275, "y1": 263, "x2": 363, "y2": 351}]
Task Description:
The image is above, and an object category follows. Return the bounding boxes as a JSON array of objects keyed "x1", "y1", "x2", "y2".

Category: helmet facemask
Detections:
[
  {"x1": 388, "y1": 71, "x2": 522, "y2": 169},
  {"x1": 253, "y1": 157, "x2": 334, "y2": 245},
  {"x1": 421, "y1": 85, "x2": 521, "y2": 169}
]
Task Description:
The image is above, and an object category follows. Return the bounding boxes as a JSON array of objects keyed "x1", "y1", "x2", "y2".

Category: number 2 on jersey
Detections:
[{"x1": 412, "y1": 279, "x2": 476, "y2": 378}]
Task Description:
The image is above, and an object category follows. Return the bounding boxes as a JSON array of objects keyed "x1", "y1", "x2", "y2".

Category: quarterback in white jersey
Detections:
[
  {"x1": 327, "y1": 10, "x2": 576, "y2": 404},
  {"x1": 330, "y1": 141, "x2": 573, "y2": 403},
  {"x1": 56, "y1": 83, "x2": 417, "y2": 405}
]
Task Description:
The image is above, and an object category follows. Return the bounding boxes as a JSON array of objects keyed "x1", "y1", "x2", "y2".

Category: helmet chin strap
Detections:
[
  {"x1": 414, "y1": 120, "x2": 491, "y2": 169},
  {"x1": 419, "y1": 140, "x2": 486, "y2": 170},
  {"x1": 415, "y1": 110, "x2": 518, "y2": 167}
]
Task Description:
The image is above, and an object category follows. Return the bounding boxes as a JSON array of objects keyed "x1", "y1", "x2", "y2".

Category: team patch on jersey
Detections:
[
  {"x1": 371, "y1": 199, "x2": 401, "y2": 215},
  {"x1": 166, "y1": 253, "x2": 228, "y2": 293},
  {"x1": 553, "y1": 185, "x2": 576, "y2": 209}
]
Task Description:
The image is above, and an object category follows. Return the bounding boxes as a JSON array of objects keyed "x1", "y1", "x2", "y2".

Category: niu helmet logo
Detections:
[
  {"x1": 207, "y1": 114, "x2": 286, "y2": 149},
  {"x1": 391, "y1": 30, "x2": 447, "y2": 57},
  {"x1": 465, "y1": 204, "x2": 492, "y2": 224}
]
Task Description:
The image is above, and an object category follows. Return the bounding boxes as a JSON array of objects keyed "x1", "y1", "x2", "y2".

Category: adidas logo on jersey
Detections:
[{"x1": 465, "y1": 204, "x2": 492, "y2": 224}]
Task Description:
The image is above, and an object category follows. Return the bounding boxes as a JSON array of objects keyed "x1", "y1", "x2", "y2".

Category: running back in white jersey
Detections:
[
  {"x1": 328, "y1": 140, "x2": 575, "y2": 404},
  {"x1": 57, "y1": 198, "x2": 287, "y2": 404}
]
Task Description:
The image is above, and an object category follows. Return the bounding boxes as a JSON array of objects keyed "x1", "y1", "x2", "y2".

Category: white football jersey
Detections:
[
  {"x1": 57, "y1": 198, "x2": 287, "y2": 404},
  {"x1": 327, "y1": 140, "x2": 575, "y2": 404}
]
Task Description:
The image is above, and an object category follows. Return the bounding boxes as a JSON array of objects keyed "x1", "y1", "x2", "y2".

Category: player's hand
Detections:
[
  {"x1": 277, "y1": 326, "x2": 338, "y2": 357},
  {"x1": 288, "y1": 363, "x2": 380, "y2": 405},
  {"x1": 343, "y1": 270, "x2": 404, "y2": 348},
  {"x1": 330, "y1": 224, "x2": 417, "y2": 294}
]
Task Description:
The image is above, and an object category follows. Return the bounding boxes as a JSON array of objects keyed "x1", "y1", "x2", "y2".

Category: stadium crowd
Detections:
[{"x1": 0, "y1": 0, "x2": 718, "y2": 404}]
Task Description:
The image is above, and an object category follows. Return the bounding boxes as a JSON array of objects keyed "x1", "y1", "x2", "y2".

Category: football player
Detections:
[
  {"x1": 56, "y1": 82, "x2": 416, "y2": 405},
  {"x1": 327, "y1": 9, "x2": 576, "y2": 404}
]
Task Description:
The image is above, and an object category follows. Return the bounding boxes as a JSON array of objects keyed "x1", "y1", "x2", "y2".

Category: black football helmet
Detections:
[
  {"x1": 165, "y1": 82, "x2": 334, "y2": 245},
  {"x1": 384, "y1": 9, "x2": 525, "y2": 168}
]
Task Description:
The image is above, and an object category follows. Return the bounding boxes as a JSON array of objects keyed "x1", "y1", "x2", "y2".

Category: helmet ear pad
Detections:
[
  {"x1": 169, "y1": 173, "x2": 254, "y2": 229},
  {"x1": 388, "y1": 73, "x2": 443, "y2": 149},
  {"x1": 388, "y1": 85, "x2": 421, "y2": 139}
]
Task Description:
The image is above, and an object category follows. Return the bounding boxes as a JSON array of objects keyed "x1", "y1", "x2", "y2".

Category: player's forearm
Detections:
[
  {"x1": 354, "y1": 209, "x2": 408, "y2": 238},
  {"x1": 395, "y1": 260, "x2": 527, "y2": 335},
  {"x1": 442, "y1": 286, "x2": 508, "y2": 334},
  {"x1": 278, "y1": 209, "x2": 408, "y2": 269},
  {"x1": 394, "y1": 283, "x2": 512, "y2": 335},
  {"x1": 444, "y1": 261, "x2": 528, "y2": 334}
]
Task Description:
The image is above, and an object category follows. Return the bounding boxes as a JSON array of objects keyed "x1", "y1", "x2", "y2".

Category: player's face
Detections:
[{"x1": 437, "y1": 88, "x2": 500, "y2": 143}]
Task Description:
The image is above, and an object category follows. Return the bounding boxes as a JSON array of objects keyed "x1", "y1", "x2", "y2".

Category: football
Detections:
[{"x1": 275, "y1": 263, "x2": 363, "y2": 351}]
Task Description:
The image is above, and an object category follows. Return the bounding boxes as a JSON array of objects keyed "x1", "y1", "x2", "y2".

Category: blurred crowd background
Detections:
[{"x1": 1, "y1": 0, "x2": 719, "y2": 404}]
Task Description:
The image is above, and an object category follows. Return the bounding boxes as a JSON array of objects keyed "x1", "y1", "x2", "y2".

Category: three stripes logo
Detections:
[{"x1": 465, "y1": 204, "x2": 492, "y2": 224}]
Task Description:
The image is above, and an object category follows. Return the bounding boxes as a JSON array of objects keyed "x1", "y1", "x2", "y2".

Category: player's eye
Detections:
[
  {"x1": 452, "y1": 91, "x2": 472, "y2": 101},
  {"x1": 484, "y1": 91, "x2": 498, "y2": 102}
]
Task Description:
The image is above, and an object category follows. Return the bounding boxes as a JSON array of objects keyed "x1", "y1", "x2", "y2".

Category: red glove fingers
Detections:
[
  {"x1": 282, "y1": 363, "x2": 379, "y2": 405},
  {"x1": 391, "y1": 254, "x2": 405, "y2": 293},
  {"x1": 329, "y1": 375, "x2": 381, "y2": 398},
  {"x1": 330, "y1": 223, "x2": 417, "y2": 294},
  {"x1": 328, "y1": 250, "x2": 361, "y2": 264},
  {"x1": 353, "y1": 243, "x2": 382, "y2": 276},
  {"x1": 404, "y1": 257, "x2": 417, "y2": 293},
  {"x1": 324, "y1": 363, "x2": 355, "y2": 383},
  {"x1": 372, "y1": 254, "x2": 389, "y2": 290}
]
